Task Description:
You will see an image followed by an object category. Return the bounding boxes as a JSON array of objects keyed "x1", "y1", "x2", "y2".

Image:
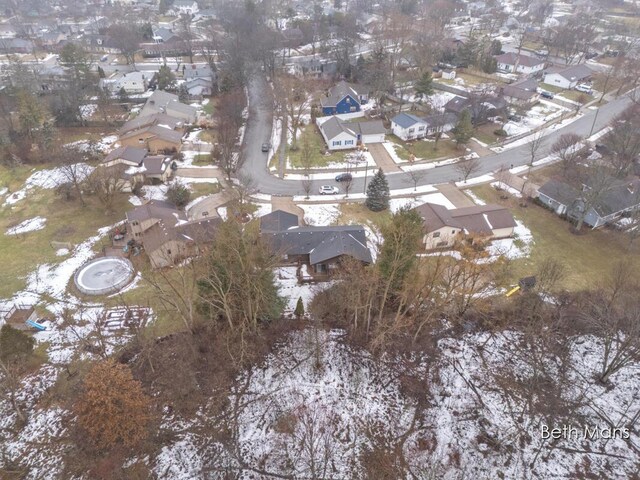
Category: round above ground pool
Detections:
[{"x1": 74, "y1": 257, "x2": 135, "y2": 296}]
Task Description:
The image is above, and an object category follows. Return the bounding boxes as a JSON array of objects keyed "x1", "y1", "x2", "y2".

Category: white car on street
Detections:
[{"x1": 319, "y1": 185, "x2": 339, "y2": 195}]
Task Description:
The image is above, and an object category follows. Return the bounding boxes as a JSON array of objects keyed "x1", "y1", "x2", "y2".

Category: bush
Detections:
[
  {"x1": 493, "y1": 129, "x2": 508, "y2": 137},
  {"x1": 166, "y1": 181, "x2": 191, "y2": 209}
]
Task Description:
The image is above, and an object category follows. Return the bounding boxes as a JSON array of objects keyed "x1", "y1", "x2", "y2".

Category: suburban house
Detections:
[
  {"x1": 185, "y1": 78, "x2": 213, "y2": 97},
  {"x1": 318, "y1": 117, "x2": 386, "y2": 150},
  {"x1": 500, "y1": 78, "x2": 540, "y2": 107},
  {"x1": 100, "y1": 146, "x2": 174, "y2": 191},
  {"x1": 139, "y1": 90, "x2": 198, "y2": 123},
  {"x1": 543, "y1": 64, "x2": 593, "y2": 89},
  {"x1": 537, "y1": 177, "x2": 640, "y2": 228},
  {"x1": 391, "y1": 113, "x2": 429, "y2": 141},
  {"x1": 414, "y1": 202, "x2": 517, "y2": 249},
  {"x1": 320, "y1": 81, "x2": 369, "y2": 115},
  {"x1": 151, "y1": 27, "x2": 182, "y2": 45},
  {"x1": 260, "y1": 210, "x2": 373, "y2": 278},
  {"x1": 442, "y1": 69, "x2": 456, "y2": 80},
  {"x1": 495, "y1": 52, "x2": 545, "y2": 75},
  {"x1": 281, "y1": 27, "x2": 305, "y2": 48},
  {"x1": 119, "y1": 113, "x2": 185, "y2": 138},
  {"x1": 445, "y1": 95, "x2": 507, "y2": 124},
  {"x1": 119, "y1": 125, "x2": 184, "y2": 154},
  {"x1": 168, "y1": 0, "x2": 199, "y2": 16},
  {"x1": 126, "y1": 200, "x2": 220, "y2": 268},
  {"x1": 101, "y1": 71, "x2": 148, "y2": 94}
]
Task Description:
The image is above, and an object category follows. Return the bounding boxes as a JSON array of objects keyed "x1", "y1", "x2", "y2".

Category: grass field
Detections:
[
  {"x1": 471, "y1": 184, "x2": 640, "y2": 291},
  {"x1": 0, "y1": 166, "x2": 132, "y2": 298},
  {"x1": 474, "y1": 124, "x2": 503, "y2": 145},
  {"x1": 388, "y1": 135, "x2": 460, "y2": 161}
]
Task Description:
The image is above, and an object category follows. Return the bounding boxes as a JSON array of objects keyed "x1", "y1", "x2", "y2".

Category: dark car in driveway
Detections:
[
  {"x1": 335, "y1": 173, "x2": 353, "y2": 182},
  {"x1": 261, "y1": 143, "x2": 271, "y2": 152}
]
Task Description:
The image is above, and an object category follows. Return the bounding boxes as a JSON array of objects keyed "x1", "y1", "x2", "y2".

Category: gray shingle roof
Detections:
[
  {"x1": 550, "y1": 64, "x2": 593, "y2": 82},
  {"x1": 260, "y1": 210, "x2": 299, "y2": 233},
  {"x1": 495, "y1": 52, "x2": 544, "y2": 68},
  {"x1": 392, "y1": 112, "x2": 425, "y2": 129},
  {"x1": 415, "y1": 203, "x2": 516, "y2": 235},
  {"x1": 320, "y1": 80, "x2": 365, "y2": 108},
  {"x1": 102, "y1": 146, "x2": 147, "y2": 165}
]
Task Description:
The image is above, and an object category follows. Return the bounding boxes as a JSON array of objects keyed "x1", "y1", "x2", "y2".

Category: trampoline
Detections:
[{"x1": 74, "y1": 257, "x2": 135, "y2": 296}]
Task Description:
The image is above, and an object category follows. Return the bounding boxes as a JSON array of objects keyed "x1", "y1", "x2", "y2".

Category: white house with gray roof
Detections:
[
  {"x1": 543, "y1": 65, "x2": 593, "y2": 89},
  {"x1": 318, "y1": 117, "x2": 386, "y2": 150},
  {"x1": 391, "y1": 113, "x2": 429, "y2": 141}
]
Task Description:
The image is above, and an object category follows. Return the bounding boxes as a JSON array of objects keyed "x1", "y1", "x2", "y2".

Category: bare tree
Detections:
[
  {"x1": 454, "y1": 156, "x2": 481, "y2": 182},
  {"x1": 57, "y1": 146, "x2": 92, "y2": 206},
  {"x1": 177, "y1": 14, "x2": 195, "y2": 64},
  {"x1": 571, "y1": 166, "x2": 614, "y2": 232},
  {"x1": 550, "y1": 133, "x2": 583, "y2": 176},
  {"x1": 85, "y1": 164, "x2": 126, "y2": 213},
  {"x1": 214, "y1": 89, "x2": 246, "y2": 180},
  {"x1": 405, "y1": 169, "x2": 427, "y2": 192},
  {"x1": 524, "y1": 131, "x2": 545, "y2": 166},
  {"x1": 274, "y1": 74, "x2": 315, "y2": 151}
]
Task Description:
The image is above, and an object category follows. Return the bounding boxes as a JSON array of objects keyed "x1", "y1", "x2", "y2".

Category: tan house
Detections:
[
  {"x1": 119, "y1": 125, "x2": 183, "y2": 154},
  {"x1": 125, "y1": 200, "x2": 220, "y2": 268},
  {"x1": 414, "y1": 203, "x2": 517, "y2": 250},
  {"x1": 100, "y1": 146, "x2": 173, "y2": 191}
]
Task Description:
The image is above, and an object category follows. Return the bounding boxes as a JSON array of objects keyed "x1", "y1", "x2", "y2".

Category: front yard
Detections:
[
  {"x1": 286, "y1": 125, "x2": 347, "y2": 168},
  {"x1": 470, "y1": 184, "x2": 640, "y2": 291},
  {"x1": 388, "y1": 135, "x2": 461, "y2": 161}
]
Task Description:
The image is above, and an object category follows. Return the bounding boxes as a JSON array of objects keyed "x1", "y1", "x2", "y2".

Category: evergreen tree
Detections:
[
  {"x1": 414, "y1": 71, "x2": 434, "y2": 100},
  {"x1": 97, "y1": 66, "x2": 106, "y2": 79},
  {"x1": 452, "y1": 110, "x2": 474, "y2": 147},
  {"x1": 365, "y1": 169, "x2": 390, "y2": 212},
  {"x1": 166, "y1": 181, "x2": 191, "y2": 209},
  {"x1": 156, "y1": 65, "x2": 176, "y2": 91},
  {"x1": 481, "y1": 55, "x2": 497, "y2": 74},
  {"x1": 118, "y1": 87, "x2": 129, "y2": 103},
  {"x1": 294, "y1": 297, "x2": 305, "y2": 319},
  {"x1": 177, "y1": 83, "x2": 189, "y2": 103}
]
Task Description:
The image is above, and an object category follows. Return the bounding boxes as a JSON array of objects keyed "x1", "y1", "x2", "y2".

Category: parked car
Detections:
[
  {"x1": 508, "y1": 114, "x2": 522, "y2": 122},
  {"x1": 319, "y1": 185, "x2": 339, "y2": 195},
  {"x1": 575, "y1": 83, "x2": 593, "y2": 94},
  {"x1": 335, "y1": 173, "x2": 353, "y2": 182},
  {"x1": 535, "y1": 49, "x2": 549, "y2": 57},
  {"x1": 100, "y1": 54, "x2": 109, "y2": 62},
  {"x1": 540, "y1": 90, "x2": 554, "y2": 99},
  {"x1": 261, "y1": 143, "x2": 271, "y2": 152}
]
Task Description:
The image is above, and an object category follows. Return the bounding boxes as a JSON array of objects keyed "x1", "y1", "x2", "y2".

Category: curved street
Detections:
[{"x1": 239, "y1": 72, "x2": 631, "y2": 196}]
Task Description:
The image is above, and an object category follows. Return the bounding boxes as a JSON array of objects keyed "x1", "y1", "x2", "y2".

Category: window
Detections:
[
  {"x1": 345, "y1": 140, "x2": 354, "y2": 145},
  {"x1": 432, "y1": 232, "x2": 441, "y2": 238},
  {"x1": 418, "y1": 126, "x2": 425, "y2": 131},
  {"x1": 167, "y1": 249, "x2": 172, "y2": 255},
  {"x1": 332, "y1": 140, "x2": 342, "y2": 146},
  {"x1": 408, "y1": 128, "x2": 415, "y2": 133},
  {"x1": 350, "y1": 106, "x2": 357, "y2": 112},
  {"x1": 452, "y1": 230, "x2": 456, "y2": 234}
]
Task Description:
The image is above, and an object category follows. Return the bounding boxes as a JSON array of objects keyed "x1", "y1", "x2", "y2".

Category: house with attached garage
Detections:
[
  {"x1": 537, "y1": 177, "x2": 640, "y2": 228},
  {"x1": 495, "y1": 52, "x2": 545, "y2": 76},
  {"x1": 119, "y1": 113, "x2": 185, "y2": 138},
  {"x1": 391, "y1": 113, "x2": 429, "y2": 141},
  {"x1": 101, "y1": 71, "x2": 148, "y2": 94},
  {"x1": 320, "y1": 81, "x2": 369, "y2": 115},
  {"x1": 168, "y1": 0, "x2": 199, "y2": 16},
  {"x1": 318, "y1": 117, "x2": 386, "y2": 150},
  {"x1": 500, "y1": 78, "x2": 540, "y2": 107},
  {"x1": 99, "y1": 146, "x2": 174, "y2": 191},
  {"x1": 543, "y1": 64, "x2": 593, "y2": 90},
  {"x1": 414, "y1": 202, "x2": 517, "y2": 249},
  {"x1": 259, "y1": 210, "x2": 373, "y2": 279}
]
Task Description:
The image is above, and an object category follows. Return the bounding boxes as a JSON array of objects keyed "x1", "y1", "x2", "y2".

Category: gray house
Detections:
[
  {"x1": 538, "y1": 177, "x2": 640, "y2": 228},
  {"x1": 260, "y1": 210, "x2": 372, "y2": 278}
]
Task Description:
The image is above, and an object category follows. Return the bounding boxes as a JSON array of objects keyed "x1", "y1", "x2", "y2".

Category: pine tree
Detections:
[
  {"x1": 75, "y1": 360, "x2": 152, "y2": 450},
  {"x1": 294, "y1": 296, "x2": 305, "y2": 319},
  {"x1": 366, "y1": 169, "x2": 390, "y2": 212},
  {"x1": 97, "y1": 66, "x2": 106, "y2": 79},
  {"x1": 414, "y1": 71, "x2": 434, "y2": 100},
  {"x1": 452, "y1": 110, "x2": 474, "y2": 148},
  {"x1": 0, "y1": 325, "x2": 34, "y2": 362}
]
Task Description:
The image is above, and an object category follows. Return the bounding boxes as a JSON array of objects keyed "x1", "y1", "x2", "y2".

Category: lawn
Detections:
[
  {"x1": 192, "y1": 154, "x2": 213, "y2": 166},
  {"x1": 388, "y1": 135, "x2": 460, "y2": 161},
  {"x1": 202, "y1": 98, "x2": 216, "y2": 116},
  {"x1": 539, "y1": 83, "x2": 565, "y2": 94},
  {"x1": 190, "y1": 182, "x2": 221, "y2": 197},
  {"x1": 474, "y1": 123, "x2": 504, "y2": 145},
  {"x1": 0, "y1": 170, "x2": 132, "y2": 298},
  {"x1": 471, "y1": 184, "x2": 640, "y2": 291},
  {"x1": 338, "y1": 203, "x2": 391, "y2": 228},
  {"x1": 286, "y1": 125, "x2": 346, "y2": 168},
  {"x1": 558, "y1": 89, "x2": 592, "y2": 104}
]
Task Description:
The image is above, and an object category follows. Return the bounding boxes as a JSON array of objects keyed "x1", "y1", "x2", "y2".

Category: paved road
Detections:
[{"x1": 241, "y1": 71, "x2": 630, "y2": 197}]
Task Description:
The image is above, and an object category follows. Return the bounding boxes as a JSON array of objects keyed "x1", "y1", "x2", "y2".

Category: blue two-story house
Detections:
[{"x1": 320, "y1": 81, "x2": 369, "y2": 116}]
